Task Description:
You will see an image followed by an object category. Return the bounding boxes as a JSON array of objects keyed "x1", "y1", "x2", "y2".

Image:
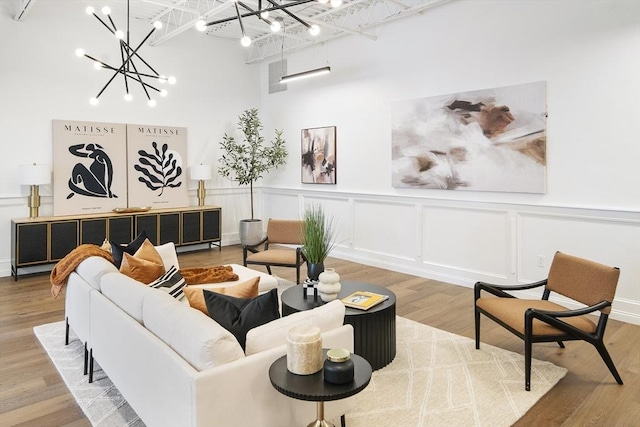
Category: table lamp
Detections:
[
  {"x1": 19, "y1": 163, "x2": 51, "y2": 218},
  {"x1": 190, "y1": 164, "x2": 212, "y2": 207}
]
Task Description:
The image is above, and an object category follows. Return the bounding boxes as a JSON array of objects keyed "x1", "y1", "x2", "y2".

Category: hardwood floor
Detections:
[{"x1": 1, "y1": 246, "x2": 638, "y2": 426}]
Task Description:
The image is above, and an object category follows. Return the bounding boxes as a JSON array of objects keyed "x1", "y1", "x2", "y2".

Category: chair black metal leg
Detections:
[
  {"x1": 524, "y1": 338, "x2": 532, "y2": 391},
  {"x1": 557, "y1": 341, "x2": 565, "y2": 348},
  {"x1": 341, "y1": 414, "x2": 346, "y2": 427},
  {"x1": 296, "y1": 265, "x2": 300, "y2": 285},
  {"x1": 474, "y1": 310, "x2": 480, "y2": 350},
  {"x1": 88, "y1": 349, "x2": 94, "y2": 383},
  {"x1": 65, "y1": 318, "x2": 70, "y2": 345},
  {"x1": 266, "y1": 266, "x2": 272, "y2": 275},
  {"x1": 84, "y1": 342, "x2": 89, "y2": 375},
  {"x1": 594, "y1": 341, "x2": 624, "y2": 385}
]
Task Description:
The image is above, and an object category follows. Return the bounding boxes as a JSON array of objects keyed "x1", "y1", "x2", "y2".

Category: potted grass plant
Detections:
[
  {"x1": 218, "y1": 108, "x2": 287, "y2": 245},
  {"x1": 302, "y1": 204, "x2": 337, "y2": 281}
]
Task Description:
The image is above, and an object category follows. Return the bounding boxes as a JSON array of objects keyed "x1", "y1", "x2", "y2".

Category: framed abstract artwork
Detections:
[
  {"x1": 391, "y1": 81, "x2": 547, "y2": 193},
  {"x1": 52, "y1": 120, "x2": 128, "y2": 216},
  {"x1": 126, "y1": 124, "x2": 189, "y2": 209},
  {"x1": 301, "y1": 126, "x2": 337, "y2": 184}
]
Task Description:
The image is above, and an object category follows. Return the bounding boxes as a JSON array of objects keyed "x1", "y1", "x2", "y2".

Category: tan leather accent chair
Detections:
[
  {"x1": 243, "y1": 219, "x2": 306, "y2": 284},
  {"x1": 474, "y1": 251, "x2": 623, "y2": 391}
]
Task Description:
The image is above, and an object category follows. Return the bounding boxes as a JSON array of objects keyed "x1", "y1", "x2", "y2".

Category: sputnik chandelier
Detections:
[
  {"x1": 195, "y1": 0, "x2": 343, "y2": 47},
  {"x1": 75, "y1": 0, "x2": 176, "y2": 106}
]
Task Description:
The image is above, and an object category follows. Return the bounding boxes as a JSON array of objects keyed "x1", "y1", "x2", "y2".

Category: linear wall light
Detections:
[{"x1": 280, "y1": 66, "x2": 331, "y2": 84}]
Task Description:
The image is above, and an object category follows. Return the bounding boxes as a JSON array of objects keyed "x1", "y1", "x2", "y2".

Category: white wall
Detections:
[
  {"x1": 255, "y1": 0, "x2": 640, "y2": 323},
  {"x1": 1, "y1": 1, "x2": 638, "y2": 324},
  {"x1": 0, "y1": 0, "x2": 261, "y2": 269}
]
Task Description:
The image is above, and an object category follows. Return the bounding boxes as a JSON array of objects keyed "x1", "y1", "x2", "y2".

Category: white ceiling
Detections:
[{"x1": 12, "y1": 0, "x2": 450, "y2": 63}]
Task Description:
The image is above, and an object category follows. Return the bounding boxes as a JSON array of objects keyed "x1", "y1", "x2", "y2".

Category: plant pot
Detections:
[
  {"x1": 239, "y1": 219, "x2": 263, "y2": 246},
  {"x1": 306, "y1": 262, "x2": 324, "y2": 281}
]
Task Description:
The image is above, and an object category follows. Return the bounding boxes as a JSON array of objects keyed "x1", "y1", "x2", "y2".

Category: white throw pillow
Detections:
[
  {"x1": 155, "y1": 242, "x2": 180, "y2": 271},
  {"x1": 244, "y1": 299, "x2": 346, "y2": 356},
  {"x1": 143, "y1": 290, "x2": 245, "y2": 371}
]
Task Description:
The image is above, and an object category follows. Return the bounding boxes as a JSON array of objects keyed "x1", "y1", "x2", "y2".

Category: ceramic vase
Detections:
[{"x1": 317, "y1": 268, "x2": 341, "y2": 302}]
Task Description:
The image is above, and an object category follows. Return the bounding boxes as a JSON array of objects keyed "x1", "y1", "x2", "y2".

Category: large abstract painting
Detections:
[
  {"x1": 302, "y1": 126, "x2": 337, "y2": 184},
  {"x1": 392, "y1": 81, "x2": 547, "y2": 193},
  {"x1": 53, "y1": 120, "x2": 127, "y2": 216},
  {"x1": 126, "y1": 124, "x2": 189, "y2": 209}
]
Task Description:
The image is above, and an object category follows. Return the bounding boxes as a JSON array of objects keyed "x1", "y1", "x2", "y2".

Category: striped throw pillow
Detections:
[{"x1": 149, "y1": 266, "x2": 186, "y2": 300}]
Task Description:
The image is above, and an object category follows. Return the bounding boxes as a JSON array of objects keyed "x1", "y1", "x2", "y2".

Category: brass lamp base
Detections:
[
  {"x1": 28, "y1": 185, "x2": 41, "y2": 218},
  {"x1": 197, "y1": 180, "x2": 206, "y2": 207}
]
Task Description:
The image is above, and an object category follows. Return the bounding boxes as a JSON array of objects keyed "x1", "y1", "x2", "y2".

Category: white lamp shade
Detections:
[
  {"x1": 190, "y1": 164, "x2": 212, "y2": 180},
  {"x1": 19, "y1": 164, "x2": 51, "y2": 185}
]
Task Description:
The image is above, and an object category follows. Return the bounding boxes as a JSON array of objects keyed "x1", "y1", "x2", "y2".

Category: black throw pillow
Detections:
[
  {"x1": 203, "y1": 288, "x2": 280, "y2": 350},
  {"x1": 110, "y1": 231, "x2": 148, "y2": 268}
]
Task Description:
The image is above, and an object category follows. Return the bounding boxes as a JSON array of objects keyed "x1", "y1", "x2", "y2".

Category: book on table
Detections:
[{"x1": 341, "y1": 291, "x2": 389, "y2": 310}]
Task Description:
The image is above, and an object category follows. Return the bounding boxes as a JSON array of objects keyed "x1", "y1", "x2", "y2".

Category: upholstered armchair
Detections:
[
  {"x1": 474, "y1": 251, "x2": 623, "y2": 391},
  {"x1": 243, "y1": 219, "x2": 306, "y2": 284}
]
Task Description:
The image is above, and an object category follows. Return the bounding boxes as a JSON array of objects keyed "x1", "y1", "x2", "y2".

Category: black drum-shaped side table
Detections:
[
  {"x1": 269, "y1": 350, "x2": 372, "y2": 427},
  {"x1": 281, "y1": 281, "x2": 397, "y2": 370}
]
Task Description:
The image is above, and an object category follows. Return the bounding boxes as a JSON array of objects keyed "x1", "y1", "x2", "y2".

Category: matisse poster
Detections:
[
  {"x1": 391, "y1": 81, "x2": 547, "y2": 193},
  {"x1": 52, "y1": 120, "x2": 128, "y2": 216},
  {"x1": 126, "y1": 124, "x2": 189, "y2": 209}
]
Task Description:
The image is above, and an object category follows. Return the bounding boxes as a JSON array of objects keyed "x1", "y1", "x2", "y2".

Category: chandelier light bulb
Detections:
[
  {"x1": 115, "y1": 30, "x2": 124, "y2": 39},
  {"x1": 309, "y1": 24, "x2": 320, "y2": 36},
  {"x1": 196, "y1": 20, "x2": 207, "y2": 32},
  {"x1": 75, "y1": 48, "x2": 85, "y2": 57},
  {"x1": 94, "y1": 61, "x2": 103, "y2": 70},
  {"x1": 153, "y1": 21, "x2": 163, "y2": 29},
  {"x1": 124, "y1": 93, "x2": 133, "y2": 101},
  {"x1": 167, "y1": 76, "x2": 176, "y2": 85},
  {"x1": 330, "y1": 0, "x2": 342, "y2": 7},
  {"x1": 160, "y1": 89, "x2": 168, "y2": 97},
  {"x1": 158, "y1": 75, "x2": 167, "y2": 84},
  {"x1": 260, "y1": 10, "x2": 269, "y2": 19},
  {"x1": 90, "y1": 97, "x2": 99, "y2": 106},
  {"x1": 148, "y1": 99, "x2": 157, "y2": 107},
  {"x1": 270, "y1": 20, "x2": 281, "y2": 32},
  {"x1": 86, "y1": 6, "x2": 95, "y2": 14},
  {"x1": 101, "y1": 6, "x2": 111, "y2": 15},
  {"x1": 240, "y1": 36, "x2": 252, "y2": 47}
]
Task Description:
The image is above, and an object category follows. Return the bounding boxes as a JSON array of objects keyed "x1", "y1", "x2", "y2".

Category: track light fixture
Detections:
[
  {"x1": 197, "y1": 0, "x2": 341, "y2": 47},
  {"x1": 280, "y1": 66, "x2": 331, "y2": 84},
  {"x1": 75, "y1": 0, "x2": 176, "y2": 106}
]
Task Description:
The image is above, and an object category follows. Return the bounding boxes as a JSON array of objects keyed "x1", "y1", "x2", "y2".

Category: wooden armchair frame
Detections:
[
  {"x1": 242, "y1": 219, "x2": 307, "y2": 284},
  {"x1": 474, "y1": 251, "x2": 623, "y2": 391}
]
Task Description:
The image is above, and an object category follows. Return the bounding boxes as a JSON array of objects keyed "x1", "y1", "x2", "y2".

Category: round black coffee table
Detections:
[
  {"x1": 281, "y1": 281, "x2": 396, "y2": 370},
  {"x1": 269, "y1": 349, "x2": 372, "y2": 427}
]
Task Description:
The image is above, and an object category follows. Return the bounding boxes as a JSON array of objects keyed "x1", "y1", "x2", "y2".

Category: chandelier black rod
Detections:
[
  {"x1": 265, "y1": 0, "x2": 310, "y2": 28},
  {"x1": 205, "y1": 0, "x2": 315, "y2": 26},
  {"x1": 93, "y1": 28, "x2": 157, "y2": 99}
]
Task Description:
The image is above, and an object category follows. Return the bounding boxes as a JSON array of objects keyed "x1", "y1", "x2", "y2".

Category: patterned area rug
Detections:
[{"x1": 34, "y1": 312, "x2": 567, "y2": 427}]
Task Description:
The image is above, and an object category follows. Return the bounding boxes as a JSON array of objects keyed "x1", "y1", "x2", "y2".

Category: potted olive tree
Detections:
[
  {"x1": 302, "y1": 203, "x2": 338, "y2": 281},
  {"x1": 218, "y1": 108, "x2": 288, "y2": 245}
]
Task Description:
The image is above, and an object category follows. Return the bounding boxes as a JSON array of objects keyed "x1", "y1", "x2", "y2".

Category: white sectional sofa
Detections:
[{"x1": 64, "y1": 255, "x2": 355, "y2": 427}]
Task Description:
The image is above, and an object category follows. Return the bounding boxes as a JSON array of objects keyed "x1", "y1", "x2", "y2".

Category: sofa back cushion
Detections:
[
  {"x1": 244, "y1": 299, "x2": 346, "y2": 356},
  {"x1": 76, "y1": 256, "x2": 120, "y2": 291},
  {"x1": 143, "y1": 290, "x2": 245, "y2": 371},
  {"x1": 100, "y1": 272, "x2": 156, "y2": 323}
]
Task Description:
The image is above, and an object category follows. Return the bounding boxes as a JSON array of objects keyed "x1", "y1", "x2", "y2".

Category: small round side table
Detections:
[{"x1": 269, "y1": 349, "x2": 372, "y2": 427}]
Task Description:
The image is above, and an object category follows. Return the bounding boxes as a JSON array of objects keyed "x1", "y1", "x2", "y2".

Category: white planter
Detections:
[{"x1": 239, "y1": 219, "x2": 263, "y2": 246}]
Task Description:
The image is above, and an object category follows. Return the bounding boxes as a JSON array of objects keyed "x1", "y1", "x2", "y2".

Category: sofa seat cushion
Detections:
[
  {"x1": 204, "y1": 288, "x2": 280, "y2": 350},
  {"x1": 245, "y1": 299, "x2": 346, "y2": 356},
  {"x1": 143, "y1": 290, "x2": 245, "y2": 371},
  {"x1": 100, "y1": 272, "x2": 156, "y2": 323},
  {"x1": 75, "y1": 256, "x2": 120, "y2": 291}
]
